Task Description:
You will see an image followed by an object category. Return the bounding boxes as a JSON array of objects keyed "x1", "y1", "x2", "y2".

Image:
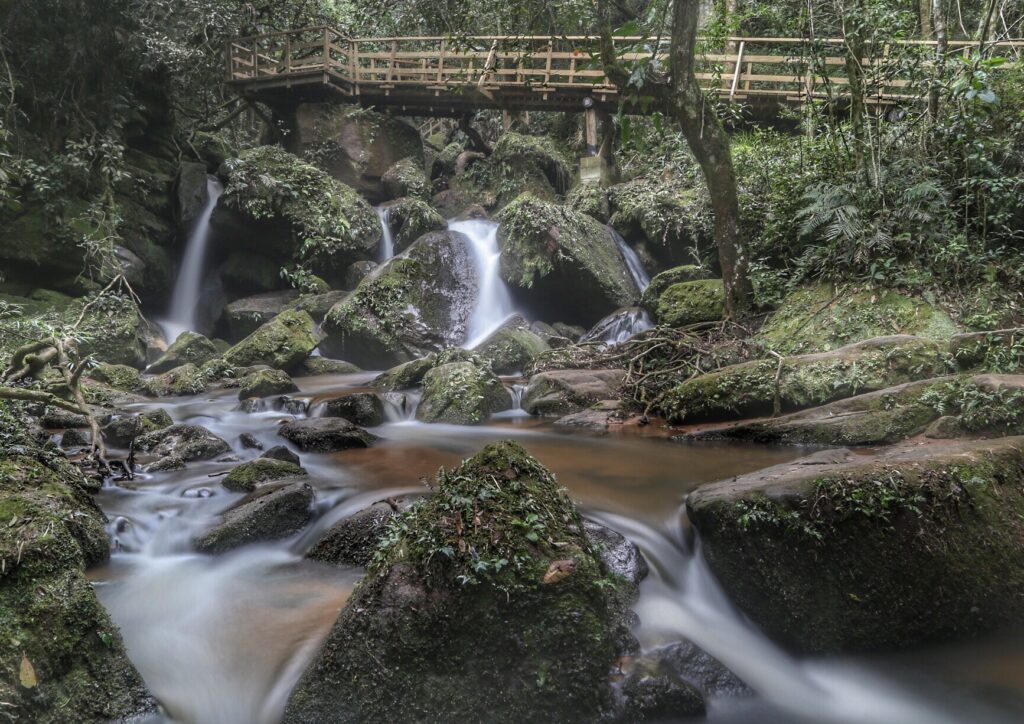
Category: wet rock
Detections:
[
  {"x1": 552, "y1": 322, "x2": 586, "y2": 341},
  {"x1": 381, "y1": 156, "x2": 429, "y2": 200},
  {"x1": 239, "y1": 432, "x2": 263, "y2": 450},
  {"x1": 85, "y1": 362, "x2": 142, "y2": 392},
  {"x1": 523, "y1": 369, "x2": 625, "y2": 417},
  {"x1": 652, "y1": 640, "x2": 752, "y2": 699},
  {"x1": 223, "y1": 309, "x2": 320, "y2": 372},
  {"x1": 298, "y1": 357, "x2": 361, "y2": 376},
  {"x1": 653, "y1": 279, "x2": 724, "y2": 327},
  {"x1": 275, "y1": 395, "x2": 309, "y2": 416},
  {"x1": 148, "y1": 330, "x2": 218, "y2": 374},
  {"x1": 321, "y1": 230, "x2": 478, "y2": 368},
  {"x1": 343, "y1": 260, "x2": 377, "y2": 289},
  {"x1": 194, "y1": 481, "x2": 315, "y2": 553},
  {"x1": 416, "y1": 361, "x2": 512, "y2": 425},
  {"x1": 306, "y1": 503, "x2": 397, "y2": 567},
  {"x1": 218, "y1": 290, "x2": 302, "y2": 342},
  {"x1": 283, "y1": 441, "x2": 628, "y2": 723},
  {"x1": 317, "y1": 392, "x2": 386, "y2": 427},
  {"x1": 278, "y1": 418, "x2": 379, "y2": 452},
  {"x1": 584, "y1": 520, "x2": 648, "y2": 592},
  {"x1": 382, "y1": 196, "x2": 446, "y2": 253},
  {"x1": 529, "y1": 321, "x2": 573, "y2": 349},
  {"x1": 372, "y1": 355, "x2": 437, "y2": 391},
  {"x1": 135, "y1": 424, "x2": 231, "y2": 464},
  {"x1": 288, "y1": 291, "x2": 347, "y2": 322},
  {"x1": 554, "y1": 407, "x2": 614, "y2": 433},
  {"x1": 661, "y1": 336, "x2": 951, "y2": 424},
  {"x1": 473, "y1": 320, "x2": 550, "y2": 375},
  {"x1": 607, "y1": 176, "x2": 709, "y2": 269},
  {"x1": 59, "y1": 428, "x2": 90, "y2": 448},
  {"x1": 139, "y1": 362, "x2": 208, "y2": 397},
  {"x1": 639, "y1": 265, "x2": 710, "y2": 312},
  {"x1": 261, "y1": 445, "x2": 301, "y2": 465},
  {"x1": 686, "y1": 436, "x2": 1024, "y2": 652},
  {"x1": 580, "y1": 307, "x2": 652, "y2": 345},
  {"x1": 619, "y1": 662, "x2": 706, "y2": 721},
  {"x1": 102, "y1": 409, "x2": 173, "y2": 447},
  {"x1": 238, "y1": 368, "x2": 298, "y2": 400},
  {"x1": 42, "y1": 409, "x2": 90, "y2": 429},
  {"x1": 222, "y1": 458, "x2": 307, "y2": 493},
  {"x1": 177, "y1": 161, "x2": 211, "y2": 226}
]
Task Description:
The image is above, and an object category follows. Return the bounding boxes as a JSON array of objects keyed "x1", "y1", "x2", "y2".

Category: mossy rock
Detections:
[
  {"x1": 287, "y1": 291, "x2": 347, "y2": 322},
  {"x1": 416, "y1": 361, "x2": 512, "y2": 425},
  {"x1": 67, "y1": 293, "x2": 148, "y2": 369},
  {"x1": 318, "y1": 392, "x2": 386, "y2": 427},
  {"x1": 86, "y1": 362, "x2": 142, "y2": 392},
  {"x1": 382, "y1": 197, "x2": 446, "y2": 254},
  {"x1": 757, "y1": 283, "x2": 960, "y2": 355},
  {"x1": 640, "y1": 265, "x2": 710, "y2": 312},
  {"x1": 194, "y1": 481, "x2": 315, "y2": 553},
  {"x1": 298, "y1": 357, "x2": 361, "y2": 376},
  {"x1": 497, "y1": 194, "x2": 638, "y2": 326},
  {"x1": 148, "y1": 330, "x2": 218, "y2": 374},
  {"x1": 102, "y1": 409, "x2": 173, "y2": 447},
  {"x1": 687, "y1": 436, "x2": 1024, "y2": 652},
  {"x1": 283, "y1": 441, "x2": 626, "y2": 723},
  {"x1": 222, "y1": 458, "x2": 307, "y2": 493},
  {"x1": 607, "y1": 177, "x2": 711, "y2": 267},
  {"x1": 223, "y1": 309, "x2": 319, "y2": 372},
  {"x1": 949, "y1": 328, "x2": 1024, "y2": 372},
  {"x1": 372, "y1": 356, "x2": 438, "y2": 391},
  {"x1": 306, "y1": 503, "x2": 399, "y2": 568},
  {"x1": 219, "y1": 290, "x2": 302, "y2": 342},
  {"x1": 381, "y1": 157, "x2": 430, "y2": 200},
  {"x1": 238, "y1": 368, "x2": 298, "y2": 400},
  {"x1": 0, "y1": 402, "x2": 156, "y2": 721},
  {"x1": 654, "y1": 279, "x2": 724, "y2": 327},
  {"x1": 139, "y1": 363, "x2": 208, "y2": 397},
  {"x1": 661, "y1": 335, "x2": 952, "y2": 424},
  {"x1": 566, "y1": 184, "x2": 609, "y2": 223},
  {"x1": 473, "y1": 324, "x2": 551, "y2": 375}
]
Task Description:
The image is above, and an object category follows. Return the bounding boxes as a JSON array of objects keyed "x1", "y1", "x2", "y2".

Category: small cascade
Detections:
[
  {"x1": 493, "y1": 382, "x2": 531, "y2": 419},
  {"x1": 376, "y1": 206, "x2": 395, "y2": 262},
  {"x1": 449, "y1": 218, "x2": 518, "y2": 348},
  {"x1": 602, "y1": 308, "x2": 652, "y2": 345},
  {"x1": 381, "y1": 390, "x2": 421, "y2": 422},
  {"x1": 609, "y1": 227, "x2": 650, "y2": 293},
  {"x1": 162, "y1": 176, "x2": 224, "y2": 342}
]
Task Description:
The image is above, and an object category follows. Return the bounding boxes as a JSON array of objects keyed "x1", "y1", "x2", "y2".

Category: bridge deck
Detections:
[{"x1": 226, "y1": 29, "x2": 1023, "y2": 117}]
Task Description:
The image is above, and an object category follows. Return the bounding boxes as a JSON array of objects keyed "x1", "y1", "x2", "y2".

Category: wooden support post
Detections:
[
  {"x1": 285, "y1": 34, "x2": 292, "y2": 74},
  {"x1": 323, "y1": 28, "x2": 330, "y2": 72},
  {"x1": 729, "y1": 41, "x2": 745, "y2": 102},
  {"x1": 584, "y1": 107, "x2": 599, "y2": 156},
  {"x1": 437, "y1": 39, "x2": 446, "y2": 84},
  {"x1": 386, "y1": 40, "x2": 397, "y2": 82}
]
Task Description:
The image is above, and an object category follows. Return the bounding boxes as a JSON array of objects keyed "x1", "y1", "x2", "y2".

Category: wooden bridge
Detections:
[{"x1": 226, "y1": 28, "x2": 1022, "y2": 117}]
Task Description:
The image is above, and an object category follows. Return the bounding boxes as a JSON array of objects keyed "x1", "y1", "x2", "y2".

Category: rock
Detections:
[
  {"x1": 372, "y1": 356, "x2": 437, "y2": 391},
  {"x1": 317, "y1": 392, "x2": 386, "y2": 427},
  {"x1": 218, "y1": 252, "x2": 282, "y2": 296},
  {"x1": 925, "y1": 415, "x2": 963, "y2": 439},
  {"x1": 757, "y1": 283, "x2": 960, "y2": 355},
  {"x1": 148, "y1": 330, "x2": 218, "y2": 374},
  {"x1": 342, "y1": 260, "x2": 377, "y2": 289},
  {"x1": 139, "y1": 362, "x2": 208, "y2": 397},
  {"x1": 287, "y1": 290, "x2": 347, "y2": 322},
  {"x1": 381, "y1": 157, "x2": 429, "y2": 200},
  {"x1": 223, "y1": 309, "x2": 320, "y2": 371},
  {"x1": 619, "y1": 662, "x2": 706, "y2": 721},
  {"x1": 552, "y1": 322, "x2": 586, "y2": 341},
  {"x1": 381, "y1": 197, "x2": 446, "y2": 254},
  {"x1": 42, "y1": 409, "x2": 90, "y2": 429},
  {"x1": 554, "y1": 407, "x2": 613, "y2": 433},
  {"x1": 177, "y1": 161, "x2": 211, "y2": 226},
  {"x1": 261, "y1": 445, "x2": 301, "y2": 465},
  {"x1": 306, "y1": 504, "x2": 397, "y2": 567},
  {"x1": 321, "y1": 231, "x2": 478, "y2": 368},
  {"x1": 584, "y1": 520, "x2": 648, "y2": 592},
  {"x1": 135, "y1": 424, "x2": 230, "y2": 464},
  {"x1": 654, "y1": 279, "x2": 724, "y2": 327},
  {"x1": 416, "y1": 361, "x2": 512, "y2": 425},
  {"x1": 923, "y1": 374, "x2": 1024, "y2": 436},
  {"x1": 529, "y1": 321, "x2": 573, "y2": 349},
  {"x1": 102, "y1": 409, "x2": 173, "y2": 447},
  {"x1": 523, "y1": 369, "x2": 625, "y2": 417},
  {"x1": 298, "y1": 357, "x2": 361, "y2": 376},
  {"x1": 86, "y1": 362, "x2": 142, "y2": 392},
  {"x1": 218, "y1": 290, "x2": 302, "y2": 342},
  {"x1": 607, "y1": 176, "x2": 710, "y2": 268},
  {"x1": 686, "y1": 436, "x2": 1024, "y2": 652},
  {"x1": 239, "y1": 395, "x2": 307, "y2": 415},
  {"x1": 639, "y1": 265, "x2": 710, "y2": 312},
  {"x1": 239, "y1": 432, "x2": 263, "y2": 450},
  {"x1": 71, "y1": 293, "x2": 149, "y2": 368},
  {"x1": 497, "y1": 194, "x2": 638, "y2": 326},
  {"x1": 949, "y1": 328, "x2": 1024, "y2": 371},
  {"x1": 238, "y1": 369, "x2": 298, "y2": 400},
  {"x1": 0, "y1": 402, "x2": 157, "y2": 721},
  {"x1": 565, "y1": 183, "x2": 609, "y2": 222},
  {"x1": 579, "y1": 307, "x2": 652, "y2": 345},
  {"x1": 283, "y1": 441, "x2": 629, "y2": 723},
  {"x1": 278, "y1": 418, "x2": 379, "y2": 452},
  {"x1": 647, "y1": 641, "x2": 752, "y2": 698},
  {"x1": 222, "y1": 458, "x2": 307, "y2": 493},
  {"x1": 661, "y1": 336, "x2": 951, "y2": 424},
  {"x1": 194, "y1": 481, "x2": 315, "y2": 553},
  {"x1": 473, "y1": 321, "x2": 551, "y2": 375},
  {"x1": 59, "y1": 428, "x2": 90, "y2": 448}
]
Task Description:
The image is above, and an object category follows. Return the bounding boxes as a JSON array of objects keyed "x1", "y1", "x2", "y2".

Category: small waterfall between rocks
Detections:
[
  {"x1": 376, "y1": 206, "x2": 394, "y2": 262},
  {"x1": 161, "y1": 176, "x2": 223, "y2": 342},
  {"x1": 449, "y1": 218, "x2": 518, "y2": 348},
  {"x1": 610, "y1": 226, "x2": 650, "y2": 293}
]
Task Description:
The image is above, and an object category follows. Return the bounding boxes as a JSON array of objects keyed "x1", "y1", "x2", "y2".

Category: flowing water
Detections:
[
  {"x1": 449, "y1": 218, "x2": 519, "y2": 347},
  {"x1": 610, "y1": 226, "x2": 651, "y2": 293},
  {"x1": 161, "y1": 177, "x2": 223, "y2": 342},
  {"x1": 88, "y1": 375, "x2": 1024, "y2": 724},
  {"x1": 376, "y1": 206, "x2": 394, "y2": 262}
]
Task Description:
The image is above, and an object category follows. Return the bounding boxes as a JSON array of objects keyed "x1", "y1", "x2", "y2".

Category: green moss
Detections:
[
  {"x1": 222, "y1": 458, "x2": 306, "y2": 493},
  {"x1": 474, "y1": 327, "x2": 550, "y2": 375},
  {"x1": 416, "y1": 361, "x2": 511, "y2": 425},
  {"x1": 222, "y1": 309, "x2": 319, "y2": 371},
  {"x1": 450, "y1": 132, "x2": 572, "y2": 210},
  {"x1": 920, "y1": 375, "x2": 1024, "y2": 434},
  {"x1": 655, "y1": 279, "x2": 724, "y2": 327},
  {"x1": 640, "y1": 265, "x2": 709, "y2": 311},
  {"x1": 238, "y1": 368, "x2": 298, "y2": 400},
  {"x1": 565, "y1": 184, "x2": 609, "y2": 222},
  {"x1": 139, "y1": 363, "x2": 207, "y2": 397},
  {"x1": 383, "y1": 197, "x2": 446, "y2": 253},
  {"x1": 607, "y1": 177, "x2": 711, "y2": 256},
  {"x1": 381, "y1": 157, "x2": 430, "y2": 199},
  {"x1": 85, "y1": 362, "x2": 141, "y2": 392}
]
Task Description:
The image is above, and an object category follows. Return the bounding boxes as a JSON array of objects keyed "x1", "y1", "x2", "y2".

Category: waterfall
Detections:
[
  {"x1": 609, "y1": 227, "x2": 650, "y2": 293},
  {"x1": 602, "y1": 308, "x2": 652, "y2": 344},
  {"x1": 377, "y1": 206, "x2": 394, "y2": 262},
  {"x1": 449, "y1": 218, "x2": 518, "y2": 348},
  {"x1": 162, "y1": 176, "x2": 223, "y2": 342}
]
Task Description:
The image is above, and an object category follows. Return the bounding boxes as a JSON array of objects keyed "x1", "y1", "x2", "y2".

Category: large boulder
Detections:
[
  {"x1": 316, "y1": 392, "x2": 386, "y2": 427},
  {"x1": 222, "y1": 309, "x2": 319, "y2": 371},
  {"x1": 0, "y1": 402, "x2": 156, "y2": 721},
  {"x1": 661, "y1": 336, "x2": 951, "y2": 424},
  {"x1": 222, "y1": 458, "x2": 307, "y2": 493},
  {"x1": 283, "y1": 441, "x2": 630, "y2": 723},
  {"x1": 138, "y1": 363, "x2": 208, "y2": 398},
  {"x1": 653, "y1": 279, "x2": 724, "y2": 327},
  {"x1": 687, "y1": 436, "x2": 1024, "y2": 652},
  {"x1": 306, "y1": 503, "x2": 398, "y2": 568},
  {"x1": 381, "y1": 157, "x2": 430, "y2": 201},
  {"x1": 218, "y1": 290, "x2": 301, "y2": 342},
  {"x1": 135, "y1": 424, "x2": 231, "y2": 468},
  {"x1": 278, "y1": 418, "x2": 379, "y2": 452},
  {"x1": 320, "y1": 231, "x2": 478, "y2": 368},
  {"x1": 287, "y1": 104, "x2": 424, "y2": 203},
  {"x1": 176, "y1": 161, "x2": 212, "y2": 226},
  {"x1": 497, "y1": 194, "x2": 637, "y2": 326},
  {"x1": 473, "y1": 317, "x2": 550, "y2": 375},
  {"x1": 71, "y1": 293, "x2": 149, "y2": 368},
  {"x1": 148, "y1": 330, "x2": 217, "y2": 374},
  {"x1": 194, "y1": 481, "x2": 315, "y2": 553},
  {"x1": 416, "y1": 361, "x2": 512, "y2": 425},
  {"x1": 102, "y1": 409, "x2": 173, "y2": 447},
  {"x1": 523, "y1": 369, "x2": 625, "y2": 416},
  {"x1": 607, "y1": 176, "x2": 710, "y2": 268},
  {"x1": 237, "y1": 368, "x2": 298, "y2": 400},
  {"x1": 639, "y1": 265, "x2": 710, "y2": 312},
  {"x1": 381, "y1": 197, "x2": 446, "y2": 254}
]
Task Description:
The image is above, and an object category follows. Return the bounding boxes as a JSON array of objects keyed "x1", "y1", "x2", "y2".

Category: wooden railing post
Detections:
[
  {"x1": 284, "y1": 33, "x2": 291, "y2": 74},
  {"x1": 729, "y1": 40, "x2": 745, "y2": 101},
  {"x1": 323, "y1": 27, "x2": 330, "y2": 73},
  {"x1": 437, "y1": 39, "x2": 446, "y2": 84}
]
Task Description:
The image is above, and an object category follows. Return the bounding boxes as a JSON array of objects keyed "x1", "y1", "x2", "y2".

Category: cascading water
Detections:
[
  {"x1": 609, "y1": 226, "x2": 650, "y2": 292},
  {"x1": 161, "y1": 176, "x2": 223, "y2": 343},
  {"x1": 376, "y1": 206, "x2": 395, "y2": 262},
  {"x1": 449, "y1": 218, "x2": 519, "y2": 348}
]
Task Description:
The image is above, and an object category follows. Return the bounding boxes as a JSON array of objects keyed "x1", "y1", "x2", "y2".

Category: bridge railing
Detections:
[{"x1": 227, "y1": 31, "x2": 1023, "y2": 105}]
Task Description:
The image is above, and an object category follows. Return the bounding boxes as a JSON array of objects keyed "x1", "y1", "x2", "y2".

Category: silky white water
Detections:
[
  {"x1": 449, "y1": 218, "x2": 518, "y2": 348},
  {"x1": 161, "y1": 177, "x2": 223, "y2": 342},
  {"x1": 376, "y1": 206, "x2": 395, "y2": 261},
  {"x1": 610, "y1": 226, "x2": 651, "y2": 292}
]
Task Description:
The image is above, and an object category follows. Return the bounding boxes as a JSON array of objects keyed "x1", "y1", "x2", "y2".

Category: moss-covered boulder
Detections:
[
  {"x1": 607, "y1": 177, "x2": 710, "y2": 267},
  {"x1": 139, "y1": 362, "x2": 208, "y2": 398},
  {"x1": 218, "y1": 290, "x2": 302, "y2": 343},
  {"x1": 278, "y1": 418, "x2": 379, "y2": 452},
  {"x1": 85, "y1": 362, "x2": 142, "y2": 392},
  {"x1": 238, "y1": 368, "x2": 298, "y2": 400},
  {"x1": 69, "y1": 293, "x2": 149, "y2": 368},
  {"x1": 473, "y1": 322, "x2": 551, "y2": 375},
  {"x1": 757, "y1": 283, "x2": 960, "y2": 355},
  {"x1": 194, "y1": 481, "x2": 315, "y2": 553},
  {"x1": 135, "y1": 424, "x2": 231, "y2": 468},
  {"x1": 222, "y1": 309, "x2": 319, "y2": 372},
  {"x1": 381, "y1": 197, "x2": 447, "y2": 254},
  {"x1": 321, "y1": 231, "x2": 478, "y2": 368},
  {"x1": 381, "y1": 157, "x2": 430, "y2": 201},
  {"x1": 640, "y1": 265, "x2": 710, "y2": 312},
  {"x1": 372, "y1": 356, "x2": 439, "y2": 391},
  {"x1": 497, "y1": 194, "x2": 638, "y2": 326},
  {"x1": 566, "y1": 184, "x2": 609, "y2": 223},
  {"x1": 148, "y1": 330, "x2": 217, "y2": 374},
  {"x1": 298, "y1": 357, "x2": 361, "y2": 376},
  {"x1": 287, "y1": 290, "x2": 347, "y2": 323},
  {"x1": 523, "y1": 369, "x2": 625, "y2": 417},
  {"x1": 0, "y1": 402, "x2": 156, "y2": 721},
  {"x1": 222, "y1": 458, "x2": 307, "y2": 493},
  {"x1": 102, "y1": 409, "x2": 173, "y2": 447},
  {"x1": 317, "y1": 392, "x2": 386, "y2": 427},
  {"x1": 654, "y1": 279, "x2": 725, "y2": 327},
  {"x1": 416, "y1": 361, "x2": 512, "y2": 425},
  {"x1": 283, "y1": 441, "x2": 628, "y2": 723},
  {"x1": 661, "y1": 336, "x2": 951, "y2": 424},
  {"x1": 687, "y1": 436, "x2": 1024, "y2": 652},
  {"x1": 949, "y1": 328, "x2": 1024, "y2": 371},
  {"x1": 307, "y1": 503, "x2": 399, "y2": 568}
]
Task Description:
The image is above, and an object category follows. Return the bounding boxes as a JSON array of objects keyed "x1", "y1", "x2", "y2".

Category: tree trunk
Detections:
[
  {"x1": 841, "y1": 0, "x2": 868, "y2": 175},
  {"x1": 670, "y1": 0, "x2": 751, "y2": 315},
  {"x1": 928, "y1": 0, "x2": 948, "y2": 119},
  {"x1": 919, "y1": 0, "x2": 934, "y2": 38}
]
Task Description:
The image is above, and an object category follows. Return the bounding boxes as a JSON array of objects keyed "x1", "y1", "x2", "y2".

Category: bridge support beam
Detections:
[{"x1": 580, "y1": 107, "x2": 615, "y2": 187}]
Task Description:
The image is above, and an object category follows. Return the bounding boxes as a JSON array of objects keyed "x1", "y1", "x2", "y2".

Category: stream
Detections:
[{"x1": 89, "y1": 373, "x2": 1024, "y2": 724}]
